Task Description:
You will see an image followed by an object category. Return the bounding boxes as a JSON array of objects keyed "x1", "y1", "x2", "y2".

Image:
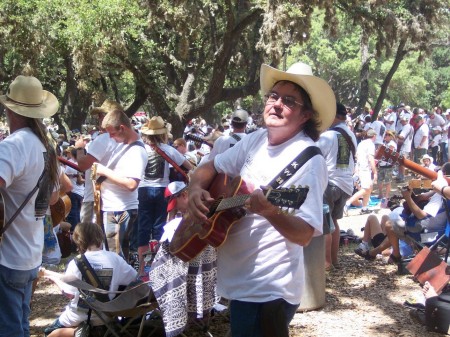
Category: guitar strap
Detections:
[
  {"x1": 150, "y1": 144, "x2": 189, "y2": 183},
  {"x1": 0, "y1": 166, "x2": 46, "y2": 238},
  {"x1": 75, "y1": 254, "x2": 110, "y2": 302},
  {"x1": 96, "y1": 140, "x2": 145, "y2": 185},
  {"x1": 267, "y1": 146, "x2": 322, "y2": 190},
  {"x1": 330, "y1": 127, "x2": 356, "y2": 161}
]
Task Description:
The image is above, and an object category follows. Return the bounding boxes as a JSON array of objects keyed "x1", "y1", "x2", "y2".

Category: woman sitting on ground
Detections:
[{"x1": 41, "y1": 222, "x2": 138, "y2": 337}]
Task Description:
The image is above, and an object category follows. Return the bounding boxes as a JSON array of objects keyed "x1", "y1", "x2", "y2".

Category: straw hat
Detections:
[
  {"x1": 90, "y1": 99, "x2": 123, "y2": 115},
  {"x1": 0, "y1": 75, "x2": 59, "y2": 118},
  {"x1": 260, "y1": 62, "x2": 336, "y2": 132},
  {"x1": 420, "y1": 154, "x2": 433, "y2": 164},
  {"x1": 140, "y1": 116, "x2": 167, "y2": 135}
]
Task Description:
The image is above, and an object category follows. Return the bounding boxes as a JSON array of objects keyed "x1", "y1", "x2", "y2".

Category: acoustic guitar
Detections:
[
  {"x1": 375, "y1": 145, "x2": 450, "y2": 184},
  {"x1": 169, "y1": 173, "x2": 309, "y2": 262}
]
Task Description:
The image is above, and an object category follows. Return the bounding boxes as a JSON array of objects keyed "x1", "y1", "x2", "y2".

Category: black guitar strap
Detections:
[
  {"x1": 267, "y1": 146, "x2": 322, "y2": 190},
  {"x1": 330, "y1": 127, "x2": 356, "y2": 161},
  {"x1": 75, "y1": 254, "x2": 110, "y2": 302},
  {"x1": 0, "y1": 167, "x2": 46, "y2": 238}
]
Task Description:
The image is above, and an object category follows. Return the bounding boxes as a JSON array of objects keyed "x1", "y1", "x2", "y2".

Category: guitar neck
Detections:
[
  {"x1": 186, "y1": 134, "x2": 213, "y2": 148},
  {"x1": 375, "y1": 146, "x2": 450, "y2": 183},
  {"x1": 58, "y1": 156, "x2": 82, "y2": 172}
]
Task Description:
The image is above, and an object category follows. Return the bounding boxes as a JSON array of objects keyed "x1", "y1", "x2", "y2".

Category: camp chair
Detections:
[{"x1": 61, "y1": 274, "x2": 161, "y2": 337}]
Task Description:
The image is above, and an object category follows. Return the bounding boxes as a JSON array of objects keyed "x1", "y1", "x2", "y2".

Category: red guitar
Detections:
[
  {"x1": 375, "y1": 145, "x2": 450, "y2": 183},
  {"x1": 169, "y1": 173, "x2": 309, "y2": 262}
]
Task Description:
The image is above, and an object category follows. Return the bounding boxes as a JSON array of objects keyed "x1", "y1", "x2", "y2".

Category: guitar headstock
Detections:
[
  {"x1": 375, "y1": 145, "x2": 403, "y2": 166},
  {"x1": 264, "y1": 185, "x2": 309, "y2": 210}
]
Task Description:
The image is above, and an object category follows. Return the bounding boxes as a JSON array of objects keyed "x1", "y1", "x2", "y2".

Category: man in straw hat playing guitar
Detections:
[
  {"x1": 186, "y1": 62, "x2": 335, "y2": 337},
  {"x1": 0, "y1": 75, "x2": 60, "y2": 336}
]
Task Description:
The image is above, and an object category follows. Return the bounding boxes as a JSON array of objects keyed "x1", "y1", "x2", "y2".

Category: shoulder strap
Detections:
[
  {"x1": 150, "y1": 144, "x2": 189, "y2": 183},
  {"x1": 331, "y1": 127, "x2": 356, "y2": 161},
  {"x1": 231, "y1": 134, "x2": 242, "y2": 142},
  {"x1": 97, "y1": 140, "x2": 145, "y2": 185},
  {"x1": 75, "y1": 254, "x2": 110, "y2": 302},
  {"x1": 267, "y1": 146, "x2": 322, "y2": 190},
  {"x1": 0, "y1": 167, "x2": 46, "y2": 237}
]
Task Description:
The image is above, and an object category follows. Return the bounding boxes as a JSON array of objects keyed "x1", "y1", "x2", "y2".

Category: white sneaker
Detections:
[{"x1": 357, "y1": 242, "x2": 370, "y2": 253}]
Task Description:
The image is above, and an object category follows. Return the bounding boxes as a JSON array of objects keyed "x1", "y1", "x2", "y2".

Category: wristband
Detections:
[{"x1": 441, "y1": 186, "x2": 447, "y2": 197}]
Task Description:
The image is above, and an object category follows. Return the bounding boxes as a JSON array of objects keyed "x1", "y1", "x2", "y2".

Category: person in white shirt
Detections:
[
  {"x1": 430, "y1": 126, "x2": 442, "y2": 164},
  {"x1": 344, "y1": 130, "x2": 377, "y2": 215},
  {"x1": 383, "y1": 109, "x2": 397, "y2": 132},
  {"x1": 0, "y1": 75, "x2": 60, "y2": 336},
  {"x1": 413, "y1": 115, "x2": 430, "y2": 164},
  {"x1": 396, "y1": 116, "x2": 414, "y2": 182},
  {"x1": 370, "y1": 114, "x2": 387, "y2": 149},
  {"x1": 376, "y1": 131, "x2": 397, "y2": 208},
  {"x1": 317, "y1": 102, "x2": 357, "y2": 270},
  {"x1": 186, "y1": 62, "x2": 333, "y2": 337}
]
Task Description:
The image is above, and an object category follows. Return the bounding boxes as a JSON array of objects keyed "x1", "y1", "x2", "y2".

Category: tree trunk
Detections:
[
  {"x1": 372, "y1": 38, "x2": 408, "y2": 120},
  {"x1": 357, "y1": 28, "x2": 371, "y2": 118}
]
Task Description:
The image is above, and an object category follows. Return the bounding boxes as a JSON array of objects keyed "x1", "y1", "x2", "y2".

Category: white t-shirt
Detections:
[
  {"x1": 370, "y1": 120, "x2": 386, "y2": 145},
  {"x1": 356, "y1": 138, "x2": 375, "y2": 172},
  {"x1": 84, "y1": 133, "x2": 123, "y2": 203},
  {"x1": 430, "y1": 133, "x2": 442, "y2": 148},
  {"x1": 101, "y1": 141, "x2": 147, "y2": 211},
  {"x1": 0, "y1": 128, "x2": 46, "y2": 270},
  {"x1": 65, "y1": 159, "x2": 84, "y2": 197},
  {"x1": 422, "y1": 193, "x2": 447, "y2": 231},
  {"x1": 214, "y1": 129, "x2": 327, "y2": 305},
  {"x1": 58, "y1": 250, "x2": 137, "y2": 327},
  {"x1": 413, "y1": 123, "x2": 430, "y2": 149},
  {"x1": 207, "y1": 132, "x2": 247, "y2": 162},
  {"x1": 139, "y1": 143, "x2": 186, "y2": 188},
  {"x1": 317, "y1": 122, "x2": 357, "y2": 195},
  {"x1": 384, "y1": 113, "x2": 397, "y2": 132},
  {"x1": 399, "y1": 123, "x2": 414, "y2": 153}
]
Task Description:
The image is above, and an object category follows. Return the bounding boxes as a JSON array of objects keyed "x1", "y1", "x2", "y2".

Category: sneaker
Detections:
[
  {"x1": 354, "y1": 248, "x2": 376, "y2": 261},
  {"x1": 343, "y1": 204, "x2": 349, "y2": 216},
  {"x1": 360, "y1": 208, "x2": 372, "y2": 215},
  {"x1": 357, "y1": 242, "x2": 370, "y2": 253}
]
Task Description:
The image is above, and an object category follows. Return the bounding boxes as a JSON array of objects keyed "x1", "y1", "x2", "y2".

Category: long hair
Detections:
[
  {"x1": 26, "y1": 117, "x2": 59, "y2": 191},
  {"x1": 142, "y1": 133, "x2": 168, "y2": 146}
]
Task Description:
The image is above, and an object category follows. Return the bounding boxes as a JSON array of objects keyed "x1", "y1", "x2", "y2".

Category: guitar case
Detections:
[{"x1": 426, "y1": 293, "x2": 450, "y2": 334}]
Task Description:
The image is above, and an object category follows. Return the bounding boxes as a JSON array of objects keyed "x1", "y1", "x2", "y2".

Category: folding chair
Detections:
[{"x1": 62, "y1": 274, "x2": 162, "y2": 337}]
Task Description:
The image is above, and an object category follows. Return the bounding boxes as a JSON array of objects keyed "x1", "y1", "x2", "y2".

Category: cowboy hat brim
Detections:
[
  {"x1": 0, "y1": 91, "x2": 59, "y2": 118},
  {"x1": 260, "y1": 64, "x2": 336, "y2": 133},
  {"x1": 140, "y1": 127, "x2": 167, "y2": 135}
]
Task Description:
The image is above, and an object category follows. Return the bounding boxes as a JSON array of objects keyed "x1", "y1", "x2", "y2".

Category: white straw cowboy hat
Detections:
[
  {"x1": 260, "y1": 62, "x2": 336, "y2": 133},
  {"x1": 420, "y1": 154, "x2": 433, "y2": 164},
  {"x1": 0, "y1": 75, "x2": 59, "y2": 118},
  {"x1": 141, "y1": 116, "x2": 167, "y2": 135}
]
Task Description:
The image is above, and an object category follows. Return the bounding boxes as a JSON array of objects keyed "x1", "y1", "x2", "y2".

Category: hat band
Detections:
[{"x1": 6, "y1": 95, "x2": 43, "y2": 108}]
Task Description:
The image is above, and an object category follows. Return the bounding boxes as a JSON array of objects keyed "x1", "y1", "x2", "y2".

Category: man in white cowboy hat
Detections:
[
  {"x1": 421, "y1": 154, "x2": 437, "y2": 171},
  {"x1": 0, "y1": 75, "x2": 61, "y2": 336},
  {"x1": 74, "y1": 99, "x2": 125, "y2": 224},
  {"x1": 186, "y1": 62, "x2": 334, "y2": 336},
  {"x1": 92, "y1": 109, "x2": 147, "y2": 261},
  {"x1": 135, "y1": 116, "x2": 192, "y2": 279}
]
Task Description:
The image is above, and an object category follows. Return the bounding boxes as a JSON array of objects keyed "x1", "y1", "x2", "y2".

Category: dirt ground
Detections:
[{"x1": 29, "y1": 179, "x2": 447, "y2": 337}]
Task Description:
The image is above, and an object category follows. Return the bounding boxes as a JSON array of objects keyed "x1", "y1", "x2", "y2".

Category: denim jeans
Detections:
[
  {"x1": 104, "y1": 209, "x2": 138, "y2": 260},
  {"x1": 67, "y1": 192, "x2": 83, "y2": 231},
  {"x1": 137, "y1": 186, "x2": 168, "y2": 244},
  {"x1": 0, "y1": 264, "x2": 39, "y2": 337},
  {"x1": 229, "y1": 299, "x2": 299, "y2": 337}
]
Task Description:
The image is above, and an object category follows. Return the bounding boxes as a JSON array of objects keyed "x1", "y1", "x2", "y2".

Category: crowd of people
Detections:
[{"x1": 0, "y1": 63, "x2": 449, "y2": 337}]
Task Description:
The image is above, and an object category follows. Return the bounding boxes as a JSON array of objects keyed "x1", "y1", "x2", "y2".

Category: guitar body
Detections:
[
  {"x1": 170, "y1": 174, "x2": 248, "y2": 261},
  {"x1": 50, "y1": 194, "x2": 72, "y2": 226}
]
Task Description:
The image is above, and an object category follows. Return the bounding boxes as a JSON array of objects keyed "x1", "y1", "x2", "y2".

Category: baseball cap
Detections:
[
  {"x1": 231, "y1": 108, "x2": 249, "y2": 123},
  {"x1": 366, "y1": 129, "x2": 376, "y2": 137},
  {"x1": 164, "y1": 181, "x2": 187, "y2": 212}
]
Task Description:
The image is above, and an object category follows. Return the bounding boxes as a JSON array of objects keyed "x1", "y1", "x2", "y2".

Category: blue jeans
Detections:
[
  {"x1": 104, "y1": 209, "x2": 138, "y2": 260},
  {"x1": 229, "y1": 299, "x2": 299, "y2": 337},
  {"x1": 0, "y1": 264, "x2": 39, "y2": 337},
  {"x1": 137, "y1": 187, "x2": 168, "y2": 244},
  {"x1": 67, "y1": 192, "x2": 83, "y2": 231}
]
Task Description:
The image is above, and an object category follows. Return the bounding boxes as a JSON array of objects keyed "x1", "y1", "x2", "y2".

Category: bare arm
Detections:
[
  {"x1": 187, "y1": 160, "x2": 217, "y2": 221},
  {"x1": 401, "y1": 189, "x2": 428, "y2": 219}
]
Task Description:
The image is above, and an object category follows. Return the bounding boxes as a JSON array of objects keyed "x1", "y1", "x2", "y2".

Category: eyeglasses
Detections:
[
  {"x1": 173, "y1": 144, "x2": 180, "y2": 148},
  {"x1": 264, "y1": 92, "x2": 303, "y2": 109}
]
